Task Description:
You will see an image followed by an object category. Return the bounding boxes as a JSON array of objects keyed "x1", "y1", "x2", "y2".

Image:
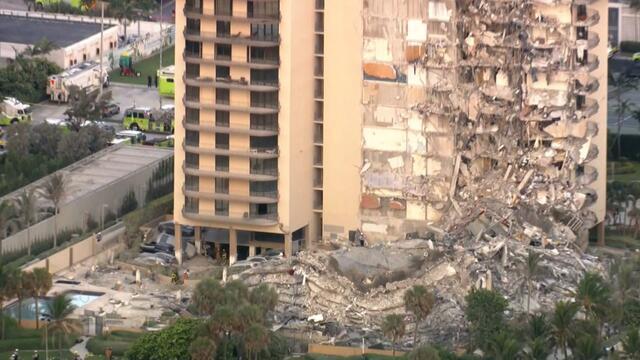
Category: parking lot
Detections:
[{"x1": 30, "y1": 83, "x2": 175, "y2": 140}]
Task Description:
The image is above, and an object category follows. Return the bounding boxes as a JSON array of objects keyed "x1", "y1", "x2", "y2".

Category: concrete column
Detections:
[
  {"x1": 194, "y1": 226, "x2": 202, "y2": 255},
  {"x1": 249, "y1": 245, "x2": 256, "y2": 257},
  {"x1": 229, "y1": 228, "x2": 237, "y2": 265},
  {"x1": 597, "y1": 221, "x2": 606, "y2": 247},
  {"x1": 215, "y1": 243, "x2": 221, "y2": 259},
  {"x1": 284, "y1": 233, "x2": 293, "y2": 258},
  {"x1": 175, "y1": 223, "x2": 183, "y2": 265}
]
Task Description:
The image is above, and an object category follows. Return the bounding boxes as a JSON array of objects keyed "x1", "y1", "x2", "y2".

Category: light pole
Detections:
[
  {"x1": 158, "y1": 0, "x2": 164, "y2": 108},
  {"x1": 99, "y1": 0, "x2": 104, "y2": 97},
  {"x1": 41, "y1": 316, "x2": 51, "y2": 360}
]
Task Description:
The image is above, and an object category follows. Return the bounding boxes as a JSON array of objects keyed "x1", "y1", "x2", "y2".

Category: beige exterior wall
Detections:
[
  {"x1": 174, "y1": 0, "x2": 315, "y2": 252},
  {"x1": 321, "y1": 0, "x2": 363, "y2": 241},
  {"x1": 591, "y1": 0, "x2": 608, "y2": 224}
]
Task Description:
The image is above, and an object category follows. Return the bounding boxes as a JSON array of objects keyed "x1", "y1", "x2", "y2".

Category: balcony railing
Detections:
[
  {"x1": 182, "y1": 209, "x2": 279, "y2": 226},
  {"x1": 184, "y1": 29, "x2": 281, "y2": 46}
]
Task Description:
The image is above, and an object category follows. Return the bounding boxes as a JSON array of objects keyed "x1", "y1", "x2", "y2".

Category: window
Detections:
[
  {"x1": 251, "y1": 136, "x2": 277, "y2": 151},
  {"x1": 186, "y1": 153, "x2": 199, "y2": 168},
  {"x1": 185, "y1": 40, "x2": 202, "y2": 57},
  {"x1": 185, "y1": 175, "x2": 199, "y2": 191},
  {"x1": 216, "y1": 89, "x2": 230, "y2": 104},
  {"x1": 216, "y1": 111, "x2": 230, "y2": 127},
  {"x1": 251, "y1": 92, "x2": 278, "y2": 109},
  {"x1": 185, "y1": 197, "x2": 199, "y2": 212},
  {"x1": 250, "y1": 158, "x2": 277, "y2": 176},
  {"x1": 186, "y1": 109, "x2": 200, "y2": 124},
  {"x1": 217, "y1": 21, "x2": 231, "y2": 36},
  {"x1": 215, "y1": 44, "x2": 231, "y2": 60},
  {"x1": 250, "y1": 181, "x2": 277, "y2": 197},
  {"x1": 215, "y1": 178, "x2": 229, "y2": 194},
  {"x1": 186, "y1": 0, "x2": 202, "y2": 12},
  {"x1": 249, "y1": 47, "x2": 279, "y2": 64},
  {"x1": 186, "y1": 85, "x2": 200, "y2": 101},
  {"x1": 215, "y1": 200, "x2": 229, "y2": 216},
  {"x1": 96, "y1": 48, "x2": 100, "y2": 55},
  {"x1": 251, "y1": 203, "x2": 276, "y2": 217},
  {"x1": 215, "y1": 0, "x2": 232, "y2": 15},
  {"x1": 215, "y1": 155, "x2": 229, "y2": 171},
  {"x1": 186, "y1": 63, "x2": 200, "y2": 78},
  {"x1": 216, "y1": 66, "x2": 230, "y2": 79},
  {"x1": 248, "y1": 0, "x2": 279, "y2": 19},
  {"x1": 83, "y1": 54, "x2": 87, "y2": 61},
  {"x1": 216, "y1": 133, "x2": 229, "y2": 149},
  {"x1": 187, "y1": 18, "x2": 201, "y2": 34},
  {"x1": 251, "y1": 69, "x2": 278, "y2": 85},
  {"x1": 185, "y1": 130, "x2": 199, "y2": 146},
  {"x1": 250, "y1": 23, "x2": 279, "y2": 41},
  {"x1": 250, "y1": 114, "x2": 277, "y2": 130}
]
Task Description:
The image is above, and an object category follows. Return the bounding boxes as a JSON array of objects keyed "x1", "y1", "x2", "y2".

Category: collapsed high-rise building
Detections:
[
  {"x1": 172, "y1": 0, "x2": 607, "y2": 261},
  {"x1": 323, "y1": 0, "x2": 608, "y2": 246}
]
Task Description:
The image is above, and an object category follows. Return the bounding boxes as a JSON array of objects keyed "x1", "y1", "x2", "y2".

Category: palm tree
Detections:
[
  {"x1": 109, "y1": 0, "x2": 137, "y2": 42},
  {"x1": 623, "y1": 327, "x2": 640, "y2": 358},
  {"x1": 244, "y1": 323, "x2": 269, "y2": 360},
  {"x1": 189, "y1": 337, "x2": 217, "y2": 360},
  {"x1": 5, "y1": 268, "x2": 26, "y2": 326},
  {"x1": 524, "y1": 337, "x2": 551, "y2": 360},
  {"x1": 610, "y1": 71, "x2": 638, "y2": 162},
  {"x1": 0, "y1": 200, "x2": 14, "y2": 255},
  {"x1": 193, "y1": 278, "x2": 224, "y2": 316},
  {"x1": 403, "y1": 285, "x2": 435, "y2": 347},
  {"x1": 382, "y1": 314, "x2": 406, "y2": 358},
  {"x1": 487, "y1": 332, "x2": 520, "y2": 360},
  {"x1": 572, "y1": 334, "x2": 602, "y2": 360},
  {"x1": 31, "y1": 268, "x2": 52, "y2": 329},
  {"x1": 249, "y1": 283, "x2": 279, "y2": 314},
  {"x1": 40, "y1": 173, "x2": 67, "y2": 248},
  {"x1": 522, "y1": 251, "x2": 542, "y2": 314},
  {"x1": 0, "y1": 265, "x2": 9, "y2": 339},
  {"x1": 574, "y1": 272, "x2": 611, "y2": 323},
  {"x1": 46, "y1": 294, "x2": 81, "y2": 359},
  {"x1": 21, "y1": 271, "x2": 36, "y2": 326},
  {"x1": 551, "y1": 301, "x2": 579, "y2": 360},
  {"x1": 13, "y1": 188, "x2": 41, "y2": 256}
]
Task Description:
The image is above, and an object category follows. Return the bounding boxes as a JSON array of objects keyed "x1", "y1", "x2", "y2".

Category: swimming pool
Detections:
[{"x1": 4, "y1": 290, "x2": 104, "y2": 320}]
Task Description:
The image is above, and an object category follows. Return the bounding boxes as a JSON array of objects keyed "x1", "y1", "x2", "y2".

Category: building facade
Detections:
[
  {"x1": 173, "y1": 0, "x2": 316, "y2": 263},
  {"x1": 174, "y1": 0, "x2": 608, "y2": 261},
  {"x1": 321, "y1": 0, "x2": 608, "y2": 244},
  {"x1": 609, "y1": 0, "x2": 640, "y2": 46}
]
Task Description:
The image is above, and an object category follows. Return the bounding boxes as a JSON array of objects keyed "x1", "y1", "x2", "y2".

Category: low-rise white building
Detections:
[{"x1": 0, "y1": 12, "x2": 119, "y2": 69}]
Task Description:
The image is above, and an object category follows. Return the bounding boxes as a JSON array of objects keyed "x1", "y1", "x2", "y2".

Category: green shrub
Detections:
[
  {"x1": 86, "y1": 331, "x2": 142, "y2": 356},
  {"x1": 464, "y1": 288, "x2": 508, "y2": 351},
  {"x1": 621, "y1": 41, "x2": 640, "y2": 54},
  {"x1": 126, "y1": 318, "x2": 201, "y2": 360},
  {"x1": 119, "y1": 189, "x2": 139, "y2": 216}
]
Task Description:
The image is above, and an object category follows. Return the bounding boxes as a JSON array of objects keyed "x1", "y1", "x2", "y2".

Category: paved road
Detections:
[
  {"x1": 30, "y1": 83, "x2": 174, "y2": 141},
  {"x1": 0, "y1": 0, "x2": 27, "y2": 10}
]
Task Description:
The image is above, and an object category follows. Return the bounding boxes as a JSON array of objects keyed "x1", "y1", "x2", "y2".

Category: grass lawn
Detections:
[
  {"x1": 109, "y1": 46, "x2": 175, "y2": 86},
  {"x1": 86, "y1": 331, "x2": 142, "y2": 357},
  {"x1": 0, "y1": 350, "x2": 75, "y2": 359},
  {"x1": 0, "y1": 317, "x2": 76, "y2": 357}
]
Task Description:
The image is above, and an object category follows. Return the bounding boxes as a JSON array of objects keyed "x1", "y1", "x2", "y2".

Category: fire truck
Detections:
[{"x1": 47, "y1": 61, "x2": 109, "y2": 103}]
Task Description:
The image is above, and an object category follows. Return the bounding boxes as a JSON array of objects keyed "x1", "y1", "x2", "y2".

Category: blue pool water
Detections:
[{"x1": 4, "y1": 291, "x2": 103, "y2": 320}]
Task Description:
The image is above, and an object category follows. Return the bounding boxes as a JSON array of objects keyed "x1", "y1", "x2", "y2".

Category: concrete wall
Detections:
[
  {"x1": 1, "y1": 147, "x2": 172, "y2": 255},
  {"x1": 322, "y1": 0, "x2": 363, "y2": 241},
  {"x1": 308, "y1": 344, "x2": 404, "y2": 357},
  {"x1": 22, "y1": 222, "x2": 123, "y2": 273}
]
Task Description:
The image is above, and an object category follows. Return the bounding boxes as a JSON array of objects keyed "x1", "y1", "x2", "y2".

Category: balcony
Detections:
[
  {"x1": 184, "y1": 6, "x2": 280, "y2": 23},
  {"x1": 184, "y1": 53, "x2": 280, "y2": 70},
  {"x1": 184, "y1": 98, "x2": 279, "y2": 115},
  {"x1": 184, "y1": 74, "x2": 279, "y2": 92},
  {"x1": 573, "y1": 31, "x2": 599, "y2": 50},
  {"x1": 575, "y1": 98, "x2": 599, "y2": 119},
  {"x1": 183, "y1": 164, "x2": 278, "y2": 181},
  {"x1": 574, "y1": 77, "x2": 599, "y2": 95},
  {"x1": 574, "y1": 8, "x2": 599, "y2": 27},
  {"x1": 184, "y1": 29, "x2": 280, "y2": 47},
  {"x1": 183, "y1": 119, "x2": 278, "y2": 137},
  {"x1": 182, "y1": 209, "x2": 279, "y2": 226},
  {"x1": 183, "y1": 187, "x2": 278, "y2": 204},
  {"x1": 183, "y1": 143, "x2": 279, "y2": 159}
]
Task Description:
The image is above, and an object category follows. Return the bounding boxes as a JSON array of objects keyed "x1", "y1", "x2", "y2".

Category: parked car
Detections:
[
  {"x1": 157, "y1": 221, "x2": 195, "y2": 239},
  {"x1": 102, "y1": 103, "x2": 120, "y2": 117}
]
